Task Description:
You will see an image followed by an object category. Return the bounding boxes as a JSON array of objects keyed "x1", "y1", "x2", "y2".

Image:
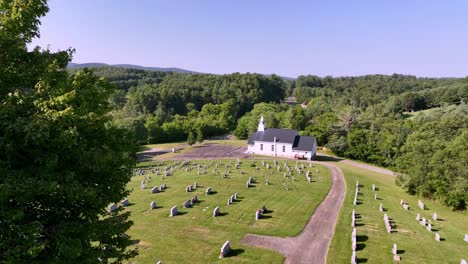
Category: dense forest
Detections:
[{"x1": 84, "y1": 67, "x2": 467, "y2": 209}]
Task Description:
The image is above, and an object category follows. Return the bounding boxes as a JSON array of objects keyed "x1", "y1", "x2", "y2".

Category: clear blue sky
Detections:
[{"x1": 29, "y1": 0, "x2": 468, "y2": 77}]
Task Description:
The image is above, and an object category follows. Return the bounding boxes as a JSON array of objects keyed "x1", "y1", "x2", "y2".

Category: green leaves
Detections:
[{"x1": 0, "y1": 2, "x2": 138, "y2": 262}]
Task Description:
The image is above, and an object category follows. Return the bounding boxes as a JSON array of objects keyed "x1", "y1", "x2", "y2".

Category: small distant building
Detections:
[{"x1": 247, "y1": 116, "x2": 317, "y2": 160}]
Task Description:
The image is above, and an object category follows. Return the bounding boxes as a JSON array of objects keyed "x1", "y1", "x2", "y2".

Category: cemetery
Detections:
[
  {"x1": 326, "y1": 160, "x2": 468, "y2": 264},
  {"x1": 122, "y1": 159, "x2": 332, "y2": 263}
]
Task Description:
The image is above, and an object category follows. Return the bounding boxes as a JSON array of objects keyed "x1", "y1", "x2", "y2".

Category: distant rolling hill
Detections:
[
  {"x1": 67, "y1": 62, "x2": 199, "y2": 74},
  {"x1": 68, "y1": 62, "x2": 295, "y2": 80}
]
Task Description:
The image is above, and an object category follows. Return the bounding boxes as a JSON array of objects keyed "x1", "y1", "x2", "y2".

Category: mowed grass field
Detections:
[
  {"x1": 125, "y1": 159, "x2": 332, "y2": 263},
  {"x1": 326, "y1": 161, "x2": 468, "y2": 264}
]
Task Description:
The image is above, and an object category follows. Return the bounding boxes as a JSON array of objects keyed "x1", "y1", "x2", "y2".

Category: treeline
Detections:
[
  {"x1": 293, "y1": 74, "x2": 465, "y2": 111},
  {"x1": 85, "y1": 67, "x2": 286, "y2": 144},
  {"x1": 234, "y1": 74, "x2": 468, "y2": 209}
]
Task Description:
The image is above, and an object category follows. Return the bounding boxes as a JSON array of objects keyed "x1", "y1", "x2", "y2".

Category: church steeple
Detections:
[{"x1": 257, "y1": 115, "x2": 266, "y2": 131}]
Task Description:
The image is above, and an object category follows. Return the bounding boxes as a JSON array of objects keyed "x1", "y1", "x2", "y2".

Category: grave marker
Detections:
[
  {"x1": 108, "y1": 203, "x2": 117, "y2": 213},
  {"x1": 219, "y1": 241, "x2": 231, "y2": 258},
  {"x1": 169, "y1": 206, "x2": 178, "y2": 217},
  {"x1": 213, "y1": 207, "x2": 220, "y2": 217},
  {"x1": 255, "y1": 209, "x2": 262, "y2": 220},
  {"x1": 435, "y1": 232, "x2": 440, "y2": 241},
  {"x1": 183, "y1": 200, "x2": 191, "y2": 208},
  {"x1": 392, "y1": 243, "x2": 397, "y2": 255},
  {"x1": 150, "y1": 201, "x2": 156, "y2": 209}
]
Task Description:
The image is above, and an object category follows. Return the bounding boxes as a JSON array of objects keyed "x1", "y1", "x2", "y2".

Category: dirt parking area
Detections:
[{"x1": 157, "y1": 144, "x2": 250, "y2": 161}]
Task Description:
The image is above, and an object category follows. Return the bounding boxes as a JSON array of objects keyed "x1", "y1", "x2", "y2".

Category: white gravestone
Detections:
[
  {"x1": 121, "y1": 198, "x2": 129, "y2": 206},
  {"x1": 255, "y1": 210, "x2": 262, "y2": 220},
  {"x1": 435, "y1": 233, "x2": 440, "y2": 241},
  {"x1": 108, "y1": 203, "x2": 117, "y2": 213},
  {"x1": 416, "y1": 213, "x2": 420, "y2": 221},
  {"x1": 169, "y1": 206, "x2": 178, "y2": 217},
  {"x1": 427, "y1": 223, "x2": 432, "y2": 232},
  {"x1": 206, "y1": 187, "x2": 212, "y2": 195},
  {"x1": 150, "y1": 201, "x2": 156, "y2": 209},
  {"x1": 213, "y1": 207, "x2": 220, "y2": 217},
  {"x1": 183, "y1": 200, "x2": 191, "y2": 208},
  {"x1": 433, "y1": 212, "x2": 437, "y2": 221},
  {"x1": 392, "y1": 243, "x2": 397, "y2": 255},
  {"x1": 151, "y1": 186, "x2": 159, "y2": 193},
  {"x1": 464, "y1": 234, "x2": 468, "y2": 243},
  {"x1": 219, "y1": 240, "x2": 231, "y2": 258},
  {"x1": 141, "y1": 183, "x2": 146, "y2": 189}
]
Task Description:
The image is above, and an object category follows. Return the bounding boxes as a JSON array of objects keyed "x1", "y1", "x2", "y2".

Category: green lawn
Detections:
[
  {"x1": 124, "y1": 159, "x2": 331, "y2": 263},
  {"x1": 327, "y1": 161, "x2": 468, "y2": 264}
]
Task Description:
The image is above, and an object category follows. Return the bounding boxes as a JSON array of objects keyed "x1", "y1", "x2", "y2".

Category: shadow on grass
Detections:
[
  {"x1": 357, "y1": 243, "x2": 366, "y2": 251},
  {"x1": 176, "y1": 212, "x2": 188, "y2": 216},
  {"x1": 356, "y1": 223, "x2": 365, "y2": 227},
  {"x1": 260, "y1": 215, "x2": 272, "y2": 219},
  {"x1": 218, "y1": 212, "x2": 229, "y2": 217},
  {"x1": 397, "y1": 249, "x2": 405, "y2": 254},
  {"x1": 357, "y1": 235, "x2": 368, "y2": 242},
  {"x1": 357, "y1": 257, "x2": 368, "y2": 263},
  {"x1": 315, "y1": 155, "x2": 344, "y2": 162},
  {"x1": 228, "y1": 248, "x2": 245, "y2": 257},
  {"x1": 207, "y1": 191, "x2": 218, "y2": 195},
  {"x1": 129, "y1": 239, "x2": 140, "y2": 245},
  {"x1": 262, "y1": 209, "x2": 274, "y2": 214}
]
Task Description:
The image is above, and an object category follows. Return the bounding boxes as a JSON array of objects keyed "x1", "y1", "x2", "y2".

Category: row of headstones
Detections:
[
  {"x1": 353, "y1": 181, "x2": 359, "y2": 205},
  {"x1": 185, "y1": 182, "x2": 198, "y2": 192},
  {"x1": 226, "y1": 193, "x2": 238, "y2": 206},
  {"x1": 373, "y1": 185, "x2": 403, "y2": 261},
  {"x1": 383, "y1": 213, "x2": 392, "y2": 233},
  {"x1": 415, "y1": 213, "x2": 440, "y2": 240},
  {"x1": 351, "y1": 227, "x2": 357, "y2": 264},
  {"x1": 108, "y1": 198, "x2": 130, "y2": 212},
  {"x1": 149, "y1": 183, "x2": 167, "y2": 193}
]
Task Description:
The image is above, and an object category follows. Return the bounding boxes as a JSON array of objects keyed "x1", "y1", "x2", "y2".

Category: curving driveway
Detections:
[{"x1": 240, "y1": 162, "x2": 346, "y2": 264}]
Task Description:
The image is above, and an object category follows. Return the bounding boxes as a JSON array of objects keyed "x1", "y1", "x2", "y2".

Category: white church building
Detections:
[{"x1": 247, "y1": 116, "x2": 317, "y2": 160}]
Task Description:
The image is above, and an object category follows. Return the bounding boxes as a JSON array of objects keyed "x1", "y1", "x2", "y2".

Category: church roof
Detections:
[
  {"x1": 247, "y1": 128, "x2": 298, "y2": 145},
  {"x1": 292, "y1": 135, "x2": 317, "y2": 151}
]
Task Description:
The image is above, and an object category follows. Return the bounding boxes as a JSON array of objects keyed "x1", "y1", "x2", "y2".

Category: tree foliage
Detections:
[{"x1": 0, "y1": 1, "x2": 138, "y2": 262}]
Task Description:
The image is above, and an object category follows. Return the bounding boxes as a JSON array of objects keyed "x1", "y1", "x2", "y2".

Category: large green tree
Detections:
[{"x1": 0, "y1": 1, "x2": 138, "y2": 262}]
